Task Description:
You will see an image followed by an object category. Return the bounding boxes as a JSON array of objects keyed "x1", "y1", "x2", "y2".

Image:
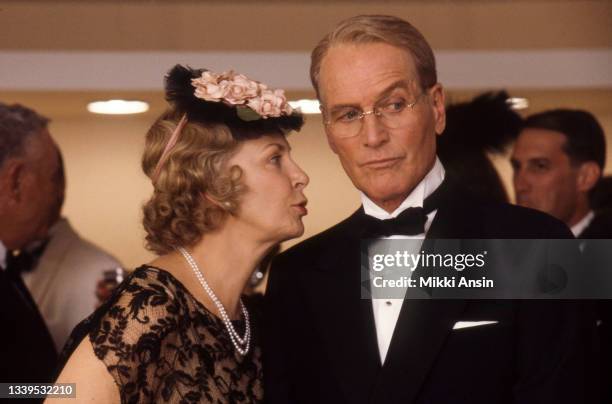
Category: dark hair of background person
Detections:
[
  {"x1": 437, "y1": 91, "x2": 522, "y2": 204},
  {"x1": 522, "y1": 108, "x2": 606, "y2": 170},
  {"x1": 0, "y1": 103, "x2": 50, "y2": 167}
]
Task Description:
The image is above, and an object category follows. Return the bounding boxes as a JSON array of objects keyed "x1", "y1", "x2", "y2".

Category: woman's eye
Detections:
[{"x1": 270, "y1": 155, "x2": 282, "y2": 165}]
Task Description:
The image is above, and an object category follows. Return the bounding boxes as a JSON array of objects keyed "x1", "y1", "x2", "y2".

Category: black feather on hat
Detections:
[{"x1": 439, "y1": 90, "x2": 522, "y2": 154}]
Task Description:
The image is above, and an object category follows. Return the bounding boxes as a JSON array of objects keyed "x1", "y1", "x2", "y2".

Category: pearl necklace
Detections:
[{"x1": 178, "y1": 247, "x2": 251, "y2": 355}]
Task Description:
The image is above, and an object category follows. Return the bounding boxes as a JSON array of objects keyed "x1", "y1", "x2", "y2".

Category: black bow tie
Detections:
[
  {"x1": 362, "y1": 207, "x2": 427, "y2": 238},
  {"x1": 5, "y1": 242, "x2": 48, "y2": 277},
  {"x1": 360, "y1": 176, "x2": 450, "y2": 238}
]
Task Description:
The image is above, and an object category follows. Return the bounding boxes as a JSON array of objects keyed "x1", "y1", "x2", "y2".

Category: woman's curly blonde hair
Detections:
[{"x1": 142, "y1": 109, "x2": 244, "y2": 255}]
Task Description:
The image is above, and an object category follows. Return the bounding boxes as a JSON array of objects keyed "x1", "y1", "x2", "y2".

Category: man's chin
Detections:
[
  {"x1": 362, "y1": 188, "x2": 410, "y2": 209},
  {"x1": 517, "y1": 201, "x2": 552, "y2": 216},
  {"x1": 361, "y1": 180, "x2": 413, "y2": 200}
]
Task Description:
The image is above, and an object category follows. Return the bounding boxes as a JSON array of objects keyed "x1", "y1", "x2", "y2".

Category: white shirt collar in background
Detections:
[
  {"x1": 571, "y1": 210, "x2": 595, "y2": 237},
  {"x1": 0, "y1": 240, "x2": 7, "y2": 270}
]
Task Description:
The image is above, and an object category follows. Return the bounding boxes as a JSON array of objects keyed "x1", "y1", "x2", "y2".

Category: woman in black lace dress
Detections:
[{"x1": 48, "y1": 65, "x2": 308, "y2": 403}]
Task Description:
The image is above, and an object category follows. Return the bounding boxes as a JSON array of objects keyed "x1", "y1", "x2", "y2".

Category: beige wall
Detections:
[{"x1": 1, "y1": 1, "x2": 610, "y2": 50}]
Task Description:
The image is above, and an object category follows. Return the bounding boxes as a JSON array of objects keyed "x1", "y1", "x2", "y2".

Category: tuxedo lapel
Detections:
[
  {"x1": 427, "y1": 177, "x2": 482, "y2": 239},
  {"x1": 372, "y1": 298, "x2": 467, "y2": 403},
  {"x1": 299, "y1": 209, "x2": 381, "y2": 404}
]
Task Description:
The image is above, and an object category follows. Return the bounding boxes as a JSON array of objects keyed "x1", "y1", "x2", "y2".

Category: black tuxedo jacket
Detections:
[
  {"x1": 264, "y1": 183, "x2": 593, "y2": 404},
  {"x1": 581, "y1": 209, "x2": 612, "y2": 239},
  {"x1": 0, "y1": 268, "x2": 57, "y2": 384},
  {"x1": 579, "y1": 210, "x2": 612, "y2": 404}
]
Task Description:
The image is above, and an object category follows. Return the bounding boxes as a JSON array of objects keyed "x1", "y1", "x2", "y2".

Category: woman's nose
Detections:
[{"x1": 292, "y1": 162, "x2": 309, "y2": 189}]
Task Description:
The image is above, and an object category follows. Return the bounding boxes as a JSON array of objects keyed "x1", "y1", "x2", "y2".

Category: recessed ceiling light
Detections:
[
  {"x1": 289, "y1": 99, "x2": 321, "y2": 114},
  {"x1": 506, "y1": 97, "x2": 529, "y2": 110},
  {"x1": 87, "y1": 100, "x2": 149, "y2": 115}
]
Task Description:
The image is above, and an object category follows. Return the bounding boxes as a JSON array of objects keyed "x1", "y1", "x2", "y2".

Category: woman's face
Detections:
[{"x1": 227, "y1": 133, "x2": 309, "y2": 244}]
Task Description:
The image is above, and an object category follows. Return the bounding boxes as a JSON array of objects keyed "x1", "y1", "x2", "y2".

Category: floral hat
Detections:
[
  {"x1": 191, "y1": 70, "x2": 293, "y2": 121},
  {"x1": 165, "y1": 65, "x2": 302, "y2": 130},
  {"x1": 151, "y1": 65, "x2": 303, "y2": 183}
]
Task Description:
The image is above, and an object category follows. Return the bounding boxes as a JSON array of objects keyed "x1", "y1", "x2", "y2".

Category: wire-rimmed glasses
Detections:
[{"x1": 322, "y1": 92, "x2": 425, "y2": 138}]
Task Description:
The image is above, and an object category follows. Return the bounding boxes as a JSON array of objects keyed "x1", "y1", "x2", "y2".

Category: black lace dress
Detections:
[{"x1": 58, "y1": 265, "x2": 263, "y2": 404}]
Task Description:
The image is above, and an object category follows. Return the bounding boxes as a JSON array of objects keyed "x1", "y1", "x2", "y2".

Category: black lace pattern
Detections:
[{"x1": 85, "y1": 265, "x2": 262, "y2": 403}]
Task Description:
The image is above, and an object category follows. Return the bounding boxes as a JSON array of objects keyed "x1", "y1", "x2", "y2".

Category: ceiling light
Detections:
[
  {"x1": 506, "y1": 97, "x2": 529, "y2": 110},
  {"x1": 87, "y1": 99, "x2": 149, "y2": 115},
  {"x1": 289, "y1": 99, "x2": 321, "y2": 114}
]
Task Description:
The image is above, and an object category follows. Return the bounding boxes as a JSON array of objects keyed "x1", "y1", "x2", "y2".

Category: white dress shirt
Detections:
[{"x1": 362, "y1": 157, "x2": 445, "y2": 364}]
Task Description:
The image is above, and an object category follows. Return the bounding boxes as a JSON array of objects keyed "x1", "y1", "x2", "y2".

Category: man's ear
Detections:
[
  {"x1": 576, "y1": 161, "x2": 601, "y2": 192},
  {"x1": 1, "y1": 159, "x2": 26, "y2": 203},
  {"x1": 430, "y1": 83, "x2": 446, "y2": 136}
]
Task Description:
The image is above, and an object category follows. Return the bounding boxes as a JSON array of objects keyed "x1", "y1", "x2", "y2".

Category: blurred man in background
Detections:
[
  {"x1": 511, "y1": 108, "x2": 611, "y2": 402},
  {"x1": 511, "y1": 109, "x2": 610, "y2": 237},
  {"x1": 0, "y1": 102, "x2": 58, "y2": 383},
  {"x1": 21, "y1": 148, "x2": 122, "y2": 352}
]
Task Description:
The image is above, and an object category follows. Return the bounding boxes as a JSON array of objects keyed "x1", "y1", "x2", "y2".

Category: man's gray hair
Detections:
[
  {"x1": 310, "y1": 15, "x2": 437, "y2": 99},
  {"x1": 0, "y1": 103, "x2": 50, "y2": 168}
]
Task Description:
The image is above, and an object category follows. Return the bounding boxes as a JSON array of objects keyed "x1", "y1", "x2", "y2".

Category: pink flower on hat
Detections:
[
  {"x1": 247, "y1": 89, "x2": 293, "y2": 118},
  {"x1": 191, "y1": 69, "x2": 293, "y2": 119},
  {"x1": 224, "y1": 73, "x2": 260, "y2": 105},
  {"x1": 192, "y1": 71, "x2": 228, "y2": 102}
]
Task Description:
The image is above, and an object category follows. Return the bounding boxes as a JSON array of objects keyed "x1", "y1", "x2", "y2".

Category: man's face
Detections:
[
  {"x1": 317, "y1": 42, "x2": 446, "y2": 212},
  {"x1": 511, "y1": 128, "x2": 580, "y2": 223}
]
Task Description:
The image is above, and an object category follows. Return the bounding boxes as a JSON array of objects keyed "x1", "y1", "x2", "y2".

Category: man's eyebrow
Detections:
[
  {"x1": 527, "y1": 157, "x2": 550, "y2": 165},
  {"x1": 376, "y1": 79, "x2": 414, "y2": 100},
  {"x1": 327, "y1": 80, "x2": 414, "y2": 111}
]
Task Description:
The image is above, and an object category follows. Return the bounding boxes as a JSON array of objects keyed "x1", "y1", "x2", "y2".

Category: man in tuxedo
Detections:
[
  {"x1": 0, "y1": 102, "x2": 59, "y2": 383},
  {"x1": 511, "y1": 109, "x2": 610, "y2": 238},
  {"x1": 511, "y1": 108, "x2": 611, "y2": 402},
  {"x1": 264, "y1": 15, "x2": 592, "y2": 404}
]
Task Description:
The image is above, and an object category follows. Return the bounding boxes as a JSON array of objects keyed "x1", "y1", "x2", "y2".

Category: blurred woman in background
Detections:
[{"x1": 437, "y1": 90, "x2": 522, "y2": 203}]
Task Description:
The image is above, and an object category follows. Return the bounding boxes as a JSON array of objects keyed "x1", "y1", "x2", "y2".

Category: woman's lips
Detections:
[{"x1": 292, "y1": 201, "x2": 308, "y2": 216}]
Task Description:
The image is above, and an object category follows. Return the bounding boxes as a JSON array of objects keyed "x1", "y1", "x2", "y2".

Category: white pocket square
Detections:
[{"x1": 453, "y1": 321, "x2": 498, "y2": 330}]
